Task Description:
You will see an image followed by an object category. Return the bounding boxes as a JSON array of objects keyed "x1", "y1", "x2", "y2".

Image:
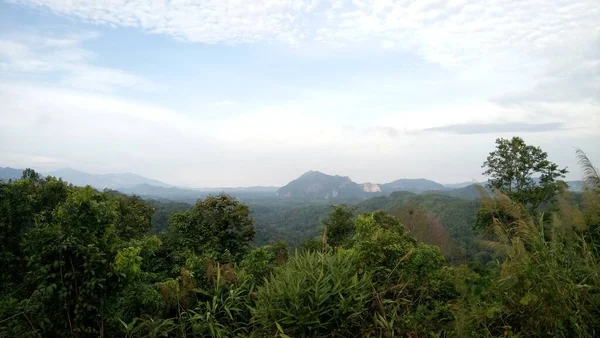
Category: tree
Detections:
[
  {"x1": 482, "y1": 136, "x2": 567, "y2": 211},
  {"x1": 113, "y1": 193, "x2": 155, "y2": 240},
  {"x1": 21, "y1": 187, "x2": 132, "y2": 336},
  {"x1": 0, "y1": 171, "x2": 70, "y2": 293},
  {"x1": 322, "y1": 204, "x2": 355, "y2": 248},
  {"x1": 165, "y1": 194, "x2": 255, "y2": 263}
]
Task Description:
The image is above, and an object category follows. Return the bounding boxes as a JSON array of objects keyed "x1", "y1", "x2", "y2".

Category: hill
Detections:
[
  {"x1": 0, "y1": 167, "x2": 24, "y2": 181},
  {"x1": 381, "y1": 178, "x2": 446, "y2": 193},
  {"x1": 276, "y1": 171, "x2": 450, "y2": 200},
  {"x1": 45, "y1": 168, "x2": 173, "y2": 189},
  {"x1": 276, "y1": 171, "x2": 366, "y2": 200},
  {"x1": 253, "y1": 190, "x2": 481, "y2": 262},
  {"x1": 122, "y1": 183, "x2": 278, "y2": 203}
]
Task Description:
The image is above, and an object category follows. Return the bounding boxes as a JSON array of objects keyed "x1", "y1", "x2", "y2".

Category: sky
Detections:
[{"x1": 0, "y1": 0, "x2": 599, "y2": 187}]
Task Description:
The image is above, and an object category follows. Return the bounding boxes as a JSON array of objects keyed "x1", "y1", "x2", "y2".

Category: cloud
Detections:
[
  {"x1": 9, "y1": 0, "x2": 599, "y2": 105},
  {"x1": 0, "y1": 30, "x2": 156, "y2": 92},
  {"x1": 1, "y1": 0, "x2": 599, "y2": 185},
  {"x1": 1, "y1": 81, "x2": 598, "y2": 186},
  {"x1": 423, "y1": 122, "x2": 566, "y2": 135},
  {"x1": 493, "y1": 46, "x2": 600, "y2": 106}
]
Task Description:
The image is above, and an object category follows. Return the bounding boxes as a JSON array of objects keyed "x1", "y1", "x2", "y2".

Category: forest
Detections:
[{"x1": 1, "y1": 136, "x2": 599, "y2": 337}]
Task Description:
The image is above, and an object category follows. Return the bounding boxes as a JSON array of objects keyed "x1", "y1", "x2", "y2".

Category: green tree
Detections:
[
  {"x1": 322, "y1": 204, "x2": 355, "y2": 248},
  {"x1": 20, "y1": 187, "x2": 136, "y2": 336},
  {"x1": 0, "y1": 170, "x2": 70, "y2": 293},
  {"x1": 165, "y1": 194, "x2": 255, "y2": 263},
  {"x1": 113, "y1": 193, "x2": 155, "y2": 240},
  {"x1": 482, "y1": 136, "x2": 567, "y2": 211}
]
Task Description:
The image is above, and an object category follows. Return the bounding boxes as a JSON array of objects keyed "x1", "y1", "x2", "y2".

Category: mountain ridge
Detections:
[
  {"x1": 277, "y1": 171, "x2": 449, "y2": 200},
  {"x1": 1, "y1": 167, "x2": 585, "y2": 201}
]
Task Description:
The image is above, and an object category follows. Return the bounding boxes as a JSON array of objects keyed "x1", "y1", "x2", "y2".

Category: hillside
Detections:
[
  {"x1": 276, "y1": 171, "x2": 366, "y2": 200},
  {"x1": 45, "y1": 168, "x2": 173, "y2": 189},
  {"x1": 0, "y1": 167, "x2": 23, "y2": 181},
  {"x1": 253, "y1": 190, "x2": 480, "y2": 262},
  {"x1": 277, "y1": 171, "x2": 455, "y2": 200},
  {"x1": 381, "y1": 178, "x2": 446, "y2": 193},
  {"x1": 122, "y1": 183, "x2": 278, "y2": 203}
]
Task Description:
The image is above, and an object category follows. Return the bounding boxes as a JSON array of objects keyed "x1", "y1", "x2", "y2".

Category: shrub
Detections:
[{"x1": 252, "y1": 250, "x2": 372, "y2": 337}]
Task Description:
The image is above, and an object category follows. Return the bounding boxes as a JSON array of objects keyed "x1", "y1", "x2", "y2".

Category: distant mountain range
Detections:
[
  {"x1": 0, "y1": 167, "x2": 584, "y2": 202},
  {"x1": 275, "y1": 171, "x2": 585, "y2": 200},
  {"x1": 0, "y1": 167, "x2": 23, "y2": 181},
  {"x1": 47, "y1": 168, "x2": 173, "y2": 189},
  {"x1": 0, "y1": 167, "x2": 278, "y2": 202},
  {"x1": 276, "y1": 170, "x2": 451, "y2": 200}
]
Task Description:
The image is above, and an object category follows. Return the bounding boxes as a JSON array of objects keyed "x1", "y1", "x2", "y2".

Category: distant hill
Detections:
[
  {"x1": 276, "y1": 171, "x2": 366, "y2": 200},
  {"x1": 566, "y1": 180, "x2": 584, "y2": 192},
  {"x1": 277, "y1": 172, "x2": 451, "y2": 200},
  {"x1": 0, "y1": 167, "x2": 24, "y2": 181},
  {"x1": 426, "y1": 184, "x2": 489, "y2": 200},
  {"x1": 252, "y1": 190, "x2": 481, "y2": 262},
  {"x1": 381, "y1": 178, "x2": 446, "y2": 193},
  {"x1": 121, "y1": 184, "x2": 278, "y2": 203},
  {"x1": 44, "y1": 168, "x2": 172, "y2": 190},
  {"x1": 443, "y1": 181, "x2": 482, "y2": 189}
]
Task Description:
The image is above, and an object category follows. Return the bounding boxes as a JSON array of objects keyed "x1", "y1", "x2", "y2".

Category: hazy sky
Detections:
[{"x1": 1, "y1": 0, "x2": 598, "y2": 187}]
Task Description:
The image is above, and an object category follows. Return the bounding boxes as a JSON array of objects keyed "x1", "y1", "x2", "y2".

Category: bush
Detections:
[{"x1": 252, "y1": 250, "x2": 372, "y2": 337}]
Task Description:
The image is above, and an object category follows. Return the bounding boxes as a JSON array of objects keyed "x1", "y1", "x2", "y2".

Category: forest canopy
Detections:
[{"x1": 1, "y1": 137, "x2": 599, "y2": 337}]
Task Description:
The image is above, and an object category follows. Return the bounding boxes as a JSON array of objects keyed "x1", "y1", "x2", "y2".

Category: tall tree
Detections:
[
  {"x1": 322, "y1": 205, "x2": 355, "y2": 248},
  {"x1": 482, "y1": 136, "x2": 567, "y2": 211},
  {"x1": 165, "y1": 194, "x2": 255, "y2": 262}
]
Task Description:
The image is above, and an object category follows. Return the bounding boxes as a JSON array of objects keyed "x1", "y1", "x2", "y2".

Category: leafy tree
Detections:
[
  {"x1": 240, "y1": 241, "x2": 288, "y2": 285},
  {"x1": 165, "y1": 194, "x2": 255, "y2": 263},
  {"x1": 0, "y1": 171, "x2": 70, "y2": 293},
  {"x1": 482, "y1": 136, "x2": 567, "y2": 211},
  {"x1": 114, "y1": 193, "x2": 155, "y2": 240},
  {"x1": 322, "y1": 204, "x2": 355, "y2": 248},
  {"x1": 20, "y1": 187, "x2": 137, "y2": 336}
]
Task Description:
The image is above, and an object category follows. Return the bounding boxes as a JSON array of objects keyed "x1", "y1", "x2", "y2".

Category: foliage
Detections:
[
  {"x1": 240, "y1": 241, "x2": 288, "y2": 285},
  {"x1": 1, "y1": 142, "x2": 599, "y2": 338},
  {"x1": 322, "y1": 204, "x2": 355, "y2": 248},
  {"x1": 252, "y1": 250, "x2": 372, "y2": 337},
  {"x1": 164, "y1": 194, "x2": 255, "y2": 263},
  {"x1": 454, "y1": 190, "x2": 600, "y2": 337},
  {"x1": 482, "y1": 136, "x2": 568, "y2": 210},
  {"x1": 189, "y1": 268, "x2": 253, "y2": 338},
  {"x1": 347, "y1": 211, "x2": 457, "y2": 337}
]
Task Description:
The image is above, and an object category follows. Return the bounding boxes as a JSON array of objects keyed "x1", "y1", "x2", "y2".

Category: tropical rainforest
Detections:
[{"x1": 1, "y1": 137, "x2": 599, "y2": 337}]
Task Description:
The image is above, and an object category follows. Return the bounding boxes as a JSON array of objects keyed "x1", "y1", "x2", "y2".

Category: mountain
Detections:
[
  {"x1": 566, "y1": 181, "x2": 584, "y2": 192},
  {"x1": 444, "y1": 181, "x2": 482, "y2": 189},
  {"x1": 253, "y1": 190, "x2": 481, "y2": 262},
  {"x1": 122, "y1": 184, "x2": 278, "y2": 203},
  {"x1": 381, "y1": 178, "x2": 446, "y2": 193},
  {"x1": 277, "y1": 172, "x2": 452, "y2": 200},
  {"x1": 0, "y1": 167, "x2": 24, "y2": 181},
  {"x1": 277, "y1": 171, "x2": 365, "y2": 200},
  {"x1": 360, "y1": 182, "x2": 382, "y2": 192},
  {"x1": 120, "y1": 184, "x2": 203, "y2": 202},
  {"x1": 44, "y1": 168, "x2": 172, "y2": 190},
  {"x1": 425, "y1": 184, "x2": 490, "y2": 200}
]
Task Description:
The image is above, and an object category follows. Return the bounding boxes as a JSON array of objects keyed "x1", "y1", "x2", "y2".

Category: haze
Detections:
[{"x1": 1, "y1": 0, "x2": 598, "y2": 188}]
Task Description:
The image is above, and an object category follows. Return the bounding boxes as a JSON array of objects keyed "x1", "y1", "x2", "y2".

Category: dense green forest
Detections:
[{"x1": 1, "y1": 137, "x2": 599, "y2": 337}]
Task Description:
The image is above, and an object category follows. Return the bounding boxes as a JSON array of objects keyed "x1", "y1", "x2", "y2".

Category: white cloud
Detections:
[
  {"x1": 1, "y1": 81, "x2": 598, "y2": 186},
  {"x1": 0, "y1": 30, "x2": 156, "y2": 92},
  {"x1": 1, "y1": 0, "x2": 599, "y2": 185},
  {"x1": 9, "y1": 0, "x2": 599, "y2": 98}
]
